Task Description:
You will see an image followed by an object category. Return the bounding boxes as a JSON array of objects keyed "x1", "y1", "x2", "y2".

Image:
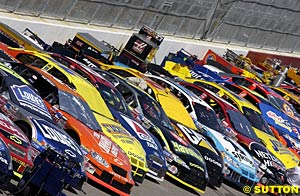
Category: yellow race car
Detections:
[
  {"x1": 6, "y1": 48, "x2": 149, "y2": 183},
  {"x1": 188, "y1": 79, "x2": 300, "y2": 171},
  {"x1": 101, "y1": 66, "x2": 225, "y2": 190}
]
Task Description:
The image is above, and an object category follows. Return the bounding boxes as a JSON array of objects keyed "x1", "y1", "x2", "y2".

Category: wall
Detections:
[{"x1": 1, "y1": 12, "x2": 300, "y2": 66}]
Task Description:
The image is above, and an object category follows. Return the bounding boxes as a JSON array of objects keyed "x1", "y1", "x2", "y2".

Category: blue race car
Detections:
[{"x1": 0, "y1": 64, "x2": 86, "y2": 196}]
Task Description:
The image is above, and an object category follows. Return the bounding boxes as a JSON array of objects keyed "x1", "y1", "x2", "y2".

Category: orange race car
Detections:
[{"x1": 8, "y1": 62, "x2": 134, "y2": 196}]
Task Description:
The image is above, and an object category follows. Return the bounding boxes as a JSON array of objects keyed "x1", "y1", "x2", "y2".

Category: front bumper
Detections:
[
  {"x1": 223, "y1": 165, "x2": 257, "y2": 188},
  {"x1": 167, "y1": 165, "x2": 208, "y2": 193},
  {"x1": 129, "y1": 156, "x2": 148, "y2": 183}
]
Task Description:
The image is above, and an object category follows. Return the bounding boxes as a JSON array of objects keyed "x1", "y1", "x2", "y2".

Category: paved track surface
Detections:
[
  {"x1": 0, "y1": 176, "x2": 249, "y2": 196},
  {"x1": 63, "y1": 176, "x2": 248, "y2": 196}
]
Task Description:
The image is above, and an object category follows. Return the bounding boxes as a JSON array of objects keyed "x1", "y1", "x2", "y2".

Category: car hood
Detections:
[
  {"x1": 94, "y1": 113, "x2": 147, "y2": 164},
  {"x1": 30, "y1": 117, "x2": 84, "y2": 162},
  {"x1": 253, "y1": 127, "x2": 299, "y2": 169},
  {"x1": 204, "y1": 125, "x2": 255, "y2": 169}
]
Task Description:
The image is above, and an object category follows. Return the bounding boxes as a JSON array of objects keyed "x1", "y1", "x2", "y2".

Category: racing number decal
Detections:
[{"x1": 176, "y1": 123, "x2": 202, "y2": 145}]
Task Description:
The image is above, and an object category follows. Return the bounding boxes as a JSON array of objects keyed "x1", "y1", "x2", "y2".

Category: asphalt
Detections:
[
  {"x1": 0, "y1": 176, "x2": 250, "y2": 196},
  {"x1": 63, "y1": 176, "x2": 248, "y2": 196}
]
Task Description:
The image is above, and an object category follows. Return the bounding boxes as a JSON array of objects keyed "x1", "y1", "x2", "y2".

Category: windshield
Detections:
[
  {"x1": 58, "y1": 90, "x2": 101, "y2": 130},
  {"x1": 138, "y1": 95, "x2": 174, "y2": 130},
  {"x1": 227, "y1": 109, "x2": 259, "y2": 141},
  {"x1": 242, "y1": 106, "x2": 273, "y2": 135},
  {"x1": 97, "y1": 84, "x2": 131, "y2": 116},
  {"x1": 194, "y1": 103, "x2": 225, "y2": 133}
]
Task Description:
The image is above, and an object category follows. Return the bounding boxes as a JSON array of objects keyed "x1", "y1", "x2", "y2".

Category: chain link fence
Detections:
[{"x1": 0, "y1": 0, "x2": 300, "y2": 53}]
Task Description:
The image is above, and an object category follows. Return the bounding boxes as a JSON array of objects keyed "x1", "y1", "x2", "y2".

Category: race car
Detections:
[
  {"x1": 4, "y1": 48, "x2": 148, "y2": 184},
  {"x1": 187, "y1": 79, "x2": 300, "y2": 186},
  {"x1": 0, "y1": 136, "x2": 13, "y2": 190},
  {"x1": 9, "y1": 62, "x2": 135, "y2": 195},
  {"x1": 219, "y1": 81, "x2": 300, "y2": 158},
  {"x1": 145, "y1": 74, "x2": 259, "y2": 187},
  {"x1": 229, "y1": 76, "x2": 300, "y2": 121},
  {"x1": 271, "y1": 86, "x2": 300, "y2": 115},
  {"x1": 45, "y1": 53, "x2": 167, "y2": 182},
  {"x1": 97, "y1": 70, "x2": 210, "y2": 193},
  {"x1": 0, "y1": 97, "x2": 34, "y2": 179},
  {"x1": 280, "y1": 83, "x2": 300, "y2": 97},
  {"x1": 102, "y1": 66, "x2": 224, "y2": 188},
  {"x1": 179, "y1": 82, "x2": 288, "y2": 187},
  {"x1": 0, "y1": 63, "x2": 86, "y2": 195}
]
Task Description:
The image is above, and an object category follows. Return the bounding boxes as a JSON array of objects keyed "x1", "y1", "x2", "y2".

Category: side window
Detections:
[
  {"x1": 194, "y1": 82, "x2": 219, "y2": 93},
  {"x1": 149, "y1": 77, "x2": 169, "y2": 89},
  {"x1": 47, "y1": 67, "x2": 70, "y2": 88},
  {"x1": 73, "y1": 68, "x2": 94, "y2": 85},
  {"x1": 51, "y1": 55, "x2": 71, "y2": 67},
  {"x1": 109, "y1": 69, "x2": 135, "y2": 78},
  {"x1": 184, "y1": 85, "x2": 202, "y2": 96},
  {"x1": 16, "y1": 54, "x2": 47, "y2": 68},
  {"x1": 115, "y1": 83, "x2": 137, "y2": 108}
]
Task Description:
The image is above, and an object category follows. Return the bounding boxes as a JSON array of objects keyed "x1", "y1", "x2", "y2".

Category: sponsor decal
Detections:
[
  {"x1": 132, "y1": 40, "x2": 147, "y2": 54},
  {"x1": 110, "y1": 144, "x2": 119, "y2": 157},
  {"x1": 253, "y1": 149, "x2": 283, "y2": 170},
  {"x1": 171, "y1": 141, "x2": 204, "y2": 162},
  {"x1": 206, "y1": 53, "x2": 216, "y2": 62},
  {"x1": 190, "y1": 70, "x2": 204, "y2": 80},
  {"x1": 112, "y1": 134, "x2": 135, "y2": 145},
  {"x1": 283, "y1": 103, "x2": 294, "y2": 117},
  {"x1": 266, "y1": 111, "x2": 292, "y2": 131},
  {"x1": 99, "y1": 135, "x2": 112, "y2": 154},
  {"x1": 128, "y1": 151, "x2": 145, "y2": 162},
  {"x1": 11, "y1": 85, "x2": 51, "y2": 119},
  {"x1": 121, "y1": 114, "x2": 158, "y2": 150},
  {"x1": 270, "y1": 139, "x2": 293, "y2": 155},
  {"x1": 176, "y1": 123, "x2": 202, "y2": 146},
  {"x1": 0, "y1": 116, "x2": 27, "y2": 141},
  {"x1": 232, "y1": 150, "x2": 253, "y2": 165},
  {"x1": 189, "y1": 162, "x2": 204, "y2": 171},
  {"x1": 102, "y1": 124, "x2": 129, "y2": 135},
  {"x1": 32, "y1": 118, "x2": 82, "y2": 156},
  {"x1": 65, "y1": 149, "x2": 76, "y2": 158},
  {"x1": 0, "y1": 156, "x2": 8, "y2": 165},
  {"x1": 204, "y1": 155, "x2": 222, "y2": 168},
  {"x1": 10, "y1": 135, "x2": 22, "y2": 145}
]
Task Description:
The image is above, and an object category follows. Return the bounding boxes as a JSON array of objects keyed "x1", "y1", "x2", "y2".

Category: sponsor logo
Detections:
[
  {"x1": 266, "y1": 111, "x2": 291, "y2": 131},
  {"x1": 189, "y1": 162, "x2": 204, "y2": 171},
  {"x1": 128, "y1": 151, "x2": 145, "y2": 162},
  {"x1": 132, "y1": 40, "x2": 147, "y2": 54},
  {"x1": 10, "y1": 135, "x2": 22, "y2": 145},
  {"x1": 32, "y1": 118, "x2": 81, "y2": 156},
  {"x1": 99, "y1": 135, "x2": 112, "y2": 154},
  {"x1": 11, "y1": 85, "x2": 51, "y2": 119},
  {"x1": 204, "y1": 155, "x2": 222, "y2": 168},
  {"x1": 65, "y1": 149, "x2": 76, "y2": 158},
  {"x1": 121, "y1": 114, "x2": 158, "y2": 150},
  {"x1": 171, "y1": 141, "x2": 204, "y2": 163}
]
